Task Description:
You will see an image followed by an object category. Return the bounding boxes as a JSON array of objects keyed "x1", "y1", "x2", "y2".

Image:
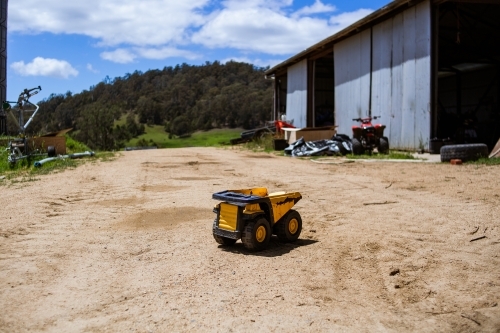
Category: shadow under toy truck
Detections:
[{"x1": 212, "y1": 188, "x2": 302, "y2": 251}]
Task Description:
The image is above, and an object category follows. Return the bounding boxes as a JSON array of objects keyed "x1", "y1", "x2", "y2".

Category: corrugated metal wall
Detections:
[
  {"x1": 334, "y1": 30, "x2": 371, "y2": 136},
  {"x1": 333, "y1": 0, "x2": 431, "y2": 150},
  {"x1": 286, "y1": 59, "x2": 308, "y2": 128}
]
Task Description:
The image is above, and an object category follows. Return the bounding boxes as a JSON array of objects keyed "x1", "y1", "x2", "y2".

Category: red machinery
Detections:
[{"x1": 351, "y1": 116, "x2": 389, "y2": 155}]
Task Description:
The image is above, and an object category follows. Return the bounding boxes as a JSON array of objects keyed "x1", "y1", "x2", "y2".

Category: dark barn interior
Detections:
[
  {"x1": 436, "y1": 0, "x2": 500, "y2": 150},
  {"x1": 312, "y1": 55, "x2": 335, "y2": 127}
]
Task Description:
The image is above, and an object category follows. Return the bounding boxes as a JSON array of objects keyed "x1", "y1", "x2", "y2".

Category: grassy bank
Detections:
[
  {"x1": 0, "y1": 135, "x2": 115, "y2": 183},
  {"x1": 126, "y1": 127, "x2": 243, "y2": 148}
]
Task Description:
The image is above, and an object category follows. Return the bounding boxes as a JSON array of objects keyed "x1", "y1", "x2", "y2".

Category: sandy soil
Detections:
[{"x1": 1, "y1": 147, "x2": 499, "y2": 333}]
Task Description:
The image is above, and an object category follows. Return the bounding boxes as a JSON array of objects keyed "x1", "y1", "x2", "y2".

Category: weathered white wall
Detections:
[
  {"x1": 286, "y1": 59, "x2": 308, "y2": 128},
  {"x1": 334, "y1": 29, "x2": 371, "y2": 136},
  {"x1": 283, "y1": 0, "x2": 432, "y2": 148},
  {"x1": 371, "y1": 0, "x2": 432, "y2": 150}
]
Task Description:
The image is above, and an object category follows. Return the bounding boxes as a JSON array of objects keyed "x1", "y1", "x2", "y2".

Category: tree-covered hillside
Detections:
[{"x1": 7, "y1": 61, "x2": 273, "y2": 150}]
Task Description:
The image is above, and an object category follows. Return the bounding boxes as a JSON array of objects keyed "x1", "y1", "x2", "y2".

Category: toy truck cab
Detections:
[{"x1": 212, "y1": 187, "x2": 302, "y2": 251}]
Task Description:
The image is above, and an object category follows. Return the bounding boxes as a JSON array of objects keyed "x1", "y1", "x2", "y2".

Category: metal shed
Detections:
[{"x1": 265, "y1": 0, "x2": 500, "y2": 152}]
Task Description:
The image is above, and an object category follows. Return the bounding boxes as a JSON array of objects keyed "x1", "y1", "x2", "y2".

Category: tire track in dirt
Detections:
[{"x1": 1, "y1": 148, "x2": 499, "y2": 332}]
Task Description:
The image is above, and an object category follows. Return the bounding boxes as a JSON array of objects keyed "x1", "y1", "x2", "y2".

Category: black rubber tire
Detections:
[
  {"x1": 212, "y1": 219, "x2": 237, "y2": 246},
  {"x1": 242, "y1": 217, "x2": 271, "y2": 251},
  {"x1": 440, "y1": 143, "x2": 488, "y2": 162},
  {"x1": 276, "y1": 210, "x2": 302, "y2": 243},
  {"x1": 351, "y1": 138, "x2": 363, "y2": 155},
  {"x1": 47, "y1": 146, "x2": 56, "y2": 157},
  {"x1": 378, "y1": 137, "x2": 389, "y2": 154}
]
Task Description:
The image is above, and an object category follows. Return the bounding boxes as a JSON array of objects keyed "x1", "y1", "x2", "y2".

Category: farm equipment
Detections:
[
  {"x1": 230, "y1": 120, "x2": 295, "y2": 145},
  {"x1": 3, "y1": 86, "x2": 56, "y2": 165},
  {"x1": 212, "y1": 187, "x2": 302, "y2": 251},
  {"x1": 351, "y1": 116, "x2": 389, "y2": 155}
]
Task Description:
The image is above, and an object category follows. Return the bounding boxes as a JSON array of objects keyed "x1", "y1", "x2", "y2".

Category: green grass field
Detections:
[
  {"x1": 0, "y1": 135, "x2": 115, "y2": 182},
  {"x1": 126, "y1": 126, "x2": 243, "y2": 148},
  {"x1": 346, "y1": 151, "x2": 415, "y2": 160}
]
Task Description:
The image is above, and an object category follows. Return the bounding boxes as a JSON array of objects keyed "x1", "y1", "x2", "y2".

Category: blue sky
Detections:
[{"x1": 7, "y1": 0, "x2": 391, "y2": 102}]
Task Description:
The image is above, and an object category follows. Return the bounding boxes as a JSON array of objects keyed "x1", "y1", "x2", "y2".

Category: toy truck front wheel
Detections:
[
  {"x1": 242, "y1": 217, "x2": 271, "y2": 251},
  {"x1": 212, "y1": 219, "x2": 238, "y2": 246}
]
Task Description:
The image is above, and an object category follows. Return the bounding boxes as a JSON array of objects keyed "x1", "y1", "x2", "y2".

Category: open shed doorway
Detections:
[
  {"x1": 274, "y1": 73, "x2": 288, "y2": 122},
  {"x1": 313, "y1": 54, "x2": 335, "y2": 127},
  {"x1": 436, "y1": 1, "x2": 500, "y2": 150}
]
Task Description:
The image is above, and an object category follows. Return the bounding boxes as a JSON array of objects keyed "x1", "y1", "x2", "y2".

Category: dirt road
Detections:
[{"x1": 1, "y1": 147, "x2": 499, "y2": 332}]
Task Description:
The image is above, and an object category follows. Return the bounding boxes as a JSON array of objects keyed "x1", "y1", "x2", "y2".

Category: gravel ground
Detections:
[{"x1": 1, "y1": 147, "x2": 499, "y2": 332}]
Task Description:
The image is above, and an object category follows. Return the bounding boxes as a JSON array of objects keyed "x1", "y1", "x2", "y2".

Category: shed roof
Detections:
[{"x1": 265, "y1": 0, "x2": 426, "y2": 76}]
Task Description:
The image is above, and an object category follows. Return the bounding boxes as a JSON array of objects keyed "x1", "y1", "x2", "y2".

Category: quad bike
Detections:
[
  {"x1": 351, "y1": 116, "x2": 389, "y2": 155},
  {"x1": 3, "y1": 86, "x2": 56, "y2": 165},
  {"x1": 212, "y1": 188, "x2": 302, "y2": 251}
]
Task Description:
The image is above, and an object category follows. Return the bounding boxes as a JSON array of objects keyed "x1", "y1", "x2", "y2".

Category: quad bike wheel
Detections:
[
  {"x1": 351, "y1": 138, "x2": 363, "y2": 155},
  {"x1": 378, "y1": 137, "x2": 389, "y2": 154},
  {"x1": 212, "y1": 219, "x2": 237, "y2": 246},
  {"x1": 276, "y1": 210, "x2": 302, "y2": 243},
  {"x1": 242, "y1": 217, "x2": 271, "y2": 251}
]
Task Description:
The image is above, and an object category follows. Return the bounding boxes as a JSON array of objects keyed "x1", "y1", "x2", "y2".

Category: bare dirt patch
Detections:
[{"x1": 1, "y1": 147, "x2": 499, "y2": 332}]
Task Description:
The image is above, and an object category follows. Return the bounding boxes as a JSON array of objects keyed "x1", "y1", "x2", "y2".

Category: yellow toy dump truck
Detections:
[{"x1": 212, "y1": 188, "x2": 302, "y2": 251}]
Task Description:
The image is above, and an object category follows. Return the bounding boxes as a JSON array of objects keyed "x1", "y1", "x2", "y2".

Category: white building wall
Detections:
[
  {"x1": 414, "y1": 1, "x2": 432, "y2": 150},
  {"x1": 286, "y1": 59, "x2": 308, "y2": 128},
  {"x1": 333, "y1": 0, "x2": 431, "y2": 150},
  {"x1": 334, "y1": 29, "x2": 371, "y2": 136},
  {"x1": 371, "y1": 0, "x2": 432, "y2": 150}
]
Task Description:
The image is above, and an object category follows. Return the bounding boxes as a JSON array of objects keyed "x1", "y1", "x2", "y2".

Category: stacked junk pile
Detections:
[
  {"x1": 284, "y1": 135, "x2": 352, "y2": 157},
  {"x1": 230, "y1": 115, "x2": 390, "y2": 157}
]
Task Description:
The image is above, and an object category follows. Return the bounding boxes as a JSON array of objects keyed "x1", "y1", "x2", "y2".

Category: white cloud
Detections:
[
  {"x1": 86, "y1": 63, "x2": 99, "y2": 73},
  {"x1": 291, "y1": 0, "x2": 336, "y2": 19},
  {"x1": 100, "y1": 49, "x2": 136, "y2": 64},
  {"x1": 192, "y1": 4, "x2": 373, "y2": 55},
  {"x1": 100, "y1": 47, "x2": 200, "y2": 63},
  {"x1": 10, "y1": 0, "x2": 375, "y2": 61},
  {"x1": 220, "y1": 0, "x2": 292, "y2": 11},
  {"x1": 135, "y1": 47, "x2": 200, "y2": 60},
  {"x1": 9, "y1": 0, "x2": 209, "y2": 47},
  {"x1": 11, "y1": 57, "x2": 79, "y2": 79},
  {"x1": 329, "y1": 8, "x2": 374, "y2": 31}
]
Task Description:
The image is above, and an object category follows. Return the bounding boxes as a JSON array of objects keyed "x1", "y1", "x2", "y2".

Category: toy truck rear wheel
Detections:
[
  {"x1": 276, "y1": 210, "x2": 302, "y2": 243},
  {"x1": 242, "y1": 217, "x2": 271, "y2": 251}
]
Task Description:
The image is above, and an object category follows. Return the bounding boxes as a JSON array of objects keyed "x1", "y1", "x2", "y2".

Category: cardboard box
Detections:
[
  {"x1": 283, "y1": 126, "x2": 337, "y2": 144},
  {"x1": 31, "y1": 136, "x2": 67, "y2": 155}
]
